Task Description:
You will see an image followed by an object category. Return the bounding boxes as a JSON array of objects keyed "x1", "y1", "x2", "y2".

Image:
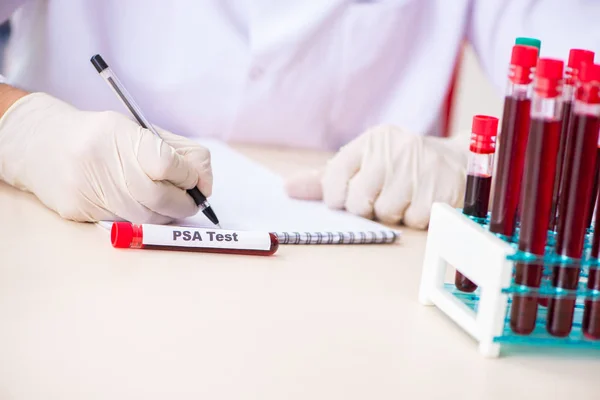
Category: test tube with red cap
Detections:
[
  {"x1": 548, "y1": 62, "x2": 600, "y2": 338},
  {"x1": 587, "y1": 118, "x2": 600, "y2": 341},
  {"x1": 110, "y1": 222, "x2": 279, "y2": 256},
  {"x1": 489, "y1": 45, "x2": 539, "y2": 240},
  {"x1": 509, "y1": 58, "x2": 564, "y2": 335},
  {"x1": 582, "y1": 60, "x2": 600, "y2": 231},
  {"x1": 454, "y1": 115, "x2": 498, "y2": 292},
  {"x1": 549, "y1": 49, "x2": 595, "y2": 231},
  {"x1": 548, "y1": 62, "x2": 600, "y2": 337}
]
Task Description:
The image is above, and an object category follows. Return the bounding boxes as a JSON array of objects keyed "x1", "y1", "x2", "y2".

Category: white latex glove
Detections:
[
  {"x1": 0, "y1": 92, "x2": 213, "y2": 223},
  {"x1": 285, "y1": 124, "x2": 470, "y2": 229}
]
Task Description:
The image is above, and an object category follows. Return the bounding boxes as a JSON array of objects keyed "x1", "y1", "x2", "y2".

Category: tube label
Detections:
[{"x1": 141, "y1": 225, "x2": 272, "y2": 250}]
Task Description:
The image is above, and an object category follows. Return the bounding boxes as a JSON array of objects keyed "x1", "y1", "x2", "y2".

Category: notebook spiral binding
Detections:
[{"x1": 273, "y1": 230, "x2": 398, "y2": 245}]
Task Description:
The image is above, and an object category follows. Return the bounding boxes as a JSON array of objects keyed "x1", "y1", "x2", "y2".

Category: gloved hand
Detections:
[
  {"x1": 285, "y1": 124, "x2": 470, "y2": 229},
  {"x1": 0, "y1": 92, "x2": 213, "y2": 223}
]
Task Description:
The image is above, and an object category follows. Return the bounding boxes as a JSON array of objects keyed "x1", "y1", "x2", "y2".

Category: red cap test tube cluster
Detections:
[
  {"x1": 549, "y1": 49, "x2": 595, "y2": 231},
  {"x1": 454, "y1": 38, "x2": 600, "y2": 340},
  {"x1": 578, "y1": 63, "x2": 600, "y2": 339}
]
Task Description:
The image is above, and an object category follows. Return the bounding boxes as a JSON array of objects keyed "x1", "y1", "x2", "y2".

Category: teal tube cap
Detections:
[{"x1": 515, "y1": 37, "x2": 541, "y2": 52}]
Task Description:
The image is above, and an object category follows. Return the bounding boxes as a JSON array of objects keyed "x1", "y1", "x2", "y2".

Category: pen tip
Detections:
[{"x1": 217, "y1": 224, "x2": 222, "y2": 229}]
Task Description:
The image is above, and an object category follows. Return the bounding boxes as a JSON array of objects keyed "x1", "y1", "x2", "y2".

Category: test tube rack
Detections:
[{"x1": 418, "y1": 202, "x2": 600, "y2": 358}]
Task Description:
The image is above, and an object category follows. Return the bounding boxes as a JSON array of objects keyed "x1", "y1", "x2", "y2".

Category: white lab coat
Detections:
[{"x1": 1, "y1": 0, "x2": 599, "y2": 150}]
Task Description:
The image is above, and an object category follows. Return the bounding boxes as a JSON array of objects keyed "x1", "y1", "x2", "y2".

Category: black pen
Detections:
[{"x1": 90, "y1": 54, "x2": 220, "y2": 227}]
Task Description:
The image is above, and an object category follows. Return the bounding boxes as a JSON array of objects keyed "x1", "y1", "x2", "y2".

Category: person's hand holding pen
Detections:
[{"x1": 0, "y1": 83, "x2": 214, "y2": 224}]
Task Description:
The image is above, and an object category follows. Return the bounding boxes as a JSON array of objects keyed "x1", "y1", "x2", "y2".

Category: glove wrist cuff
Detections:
[{"x1": 0, "y1": 92, "x2": 56, "y2": 190}]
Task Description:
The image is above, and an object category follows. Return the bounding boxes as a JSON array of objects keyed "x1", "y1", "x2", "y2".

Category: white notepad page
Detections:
[
  {"x1": 98, "y1": 139, "x2": 400, "y2": 244},
  {"x1": 173, "y1": 139, "x2": 399, "y2": 240}
]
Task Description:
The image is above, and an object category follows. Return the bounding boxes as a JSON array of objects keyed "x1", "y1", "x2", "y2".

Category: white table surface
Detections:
[{"x1": 1, "y1": 143, "x2": 599, "y2": 399}]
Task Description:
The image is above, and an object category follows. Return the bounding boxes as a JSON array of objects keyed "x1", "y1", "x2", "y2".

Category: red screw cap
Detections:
[
  {"x1": 568, "y1": 49, "x2": 595, "y2": 69},
  {"x1": 509, "y1": 45, "x2": 539, "y2": 84},
  {"x1": 566, "y1": 49, "x2": 595, "y2": 85},
  {"x1": 534, "y1": 58, "x2": 564, "y2": 98},
  {"x1": 576, "y1": 62, "x2": 600, "y2": 104},
  {"x1": 579, "y1": 62, "x2": 600, "y2": 83},
  {"x1": 472, "y1": 115, "x2": 499, "y2": 137},
  {"x1": 111, "y1": 221, "x2": 134, "y2": 248},
  {"x1": 470, "y1": 115, "x2": 499, "y2": 154},
  {"x1": 537, "y1": 58, "x2": 564, "y2": 80}
]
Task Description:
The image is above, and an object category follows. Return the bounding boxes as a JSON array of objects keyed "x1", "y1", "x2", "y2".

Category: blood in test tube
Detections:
[
  {"x1": 489, "y1": 45, "x2": 538, "y2": 239},
  {"x1": 110, "y1": 222, "x2": 279, "y2": 256},
  {"x1": 509, "y1": 58, "x2": 564, "y2": 335},
  {"x1": 584, "y1": 261, "x2": 600, "y2": 339},
  {"x1": 586, "y1": 184, "x2": 600, "y2": 339},
  {"x1": 548, "y1": 62, "x2": 600, "y2": 337},
  {"x1": 455, "y1": 115, "x2": 499, "y2": 292},
  {"x1": 553, "y1": 62, "x2": 600, "y2": 339},
  {"x1": 537, "y1": 50, "x2": 596, "y2": 309},
  {"x1": 588, "y1": 94, "x2": 600, "y2": 232},
  {"x1": 587, "y1": 156, "x2": 600, "y2": 230},
  {"x1": 510, "y1": 38, "x2": 540, "y2": 229},
  {"x1": 549, "y1": 49, "x2": 595, "y2": 231}
]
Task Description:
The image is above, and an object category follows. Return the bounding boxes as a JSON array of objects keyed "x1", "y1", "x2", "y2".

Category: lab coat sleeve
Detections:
[
  {"x1": 0, "y1": 0, "x2": 25, "y2": 23},
  {"x1": 467, "y1": 0, "x2": 600, "y2": 93}
]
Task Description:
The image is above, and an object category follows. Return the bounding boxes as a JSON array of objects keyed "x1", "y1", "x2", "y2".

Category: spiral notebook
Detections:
[{"x1": 99, "y1": 139, "x2": 400, "y2": 245}]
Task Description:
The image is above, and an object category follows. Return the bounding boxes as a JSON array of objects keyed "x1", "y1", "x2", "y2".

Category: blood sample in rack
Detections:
[
  {"x1": 454, "y1": 115, "x2": 499, "y2": 292},
  {"x1": 583, "y1": 57, "x2": 600, "y2": 231},
  {"x1": 588, "y1": 152, "x2": 600, "y2": 231},
  {"x1": 488, "y1": 45, "x2": 539, "y2": 240},
  {"x1": 586, "y1": 179, "x2": 600, "y2": 339},
  {"x1": 509, "y1": 58, "x2": 564, "y2": 335},
  {"x1": 541, "y1": 51, "x2": 594, "y2": 308},
  {"x1": 548, "y1": 62, "x2": 600, "y2": 337},
  {"x1": 537, "y1": 54, "x2": 593, "y2": 309},
  {"x1": 549, "y1": 49, "x2": 595, "y2": 231},
  {"x1": 553, "y1": 62, "x2": 600, "y2": 339}
]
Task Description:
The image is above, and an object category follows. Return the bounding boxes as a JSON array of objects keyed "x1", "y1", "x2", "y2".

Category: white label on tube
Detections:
[{"x1": 141, "y1": 225, "x2": 272, "y2": 251}]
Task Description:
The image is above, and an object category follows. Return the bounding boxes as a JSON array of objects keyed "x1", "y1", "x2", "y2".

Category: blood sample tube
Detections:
[
  {"x1": 584, "y1": 56, "x2": 600, "y2": 232},
  {"x1": 548, "y1": 62, "x2": 600, "y2": 337},
  {"x1": 586, "y1": 146, "x2": 600, "y2": 339},
  {"x1": 455, "y1": 115, "x2": 499, "y2": 292},
  {"x1": 489, "y1": 45, "x2": 539, "y2": 239},
  {"x1": 110, "y1": 222, "x2": 279, "y2": 256},
  {"x1": 551, "y1": 62, "x2": 600, "y2": 338},
  {"x1": 549, "y1": 49, "x2": 595, "y2": 231},
  {"x1": 509, "y1": 58, "x2": 564, "y2": 335},
  {"x1": 588, "y1": 155, "x2": 600, "y2": 231}
]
